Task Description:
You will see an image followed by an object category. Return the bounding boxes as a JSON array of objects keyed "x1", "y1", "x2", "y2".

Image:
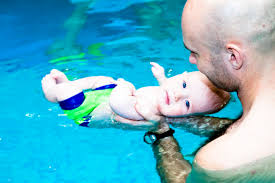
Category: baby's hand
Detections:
[
  {"x1": 135, "y1": 96, "x2": 164, "y2": 123},
  {"x1": 150, "y1": 62, "x2": 167, "y2": 85},
  {"x1": 116, "y1": 78, "x2": 136, "y2": 94}
]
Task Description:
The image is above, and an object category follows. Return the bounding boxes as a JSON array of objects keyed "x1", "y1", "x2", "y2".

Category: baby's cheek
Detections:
[
  {"x1": 180, "y1": 105, "x2": 189, "y2": 115},
  {"x1": 196, "y1": 102, "x2": 215, "y2": 113},
  {"x1": 169, "y1": 105, "x2": 187, "y2": 116}
]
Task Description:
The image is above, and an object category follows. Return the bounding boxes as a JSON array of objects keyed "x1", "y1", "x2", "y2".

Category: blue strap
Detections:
[
  {"x1": 93, "y1": 84, "x2": 117, "y2": 90},
  {"x1": 59, "y1": 92, "x2": 85, "y2": 110},
  {"x1": 79, "y1": 122, "x2": 90, "y2": 127},
  {"x1": 58, "y1": 84, "x2": 116, "y2": 110}
]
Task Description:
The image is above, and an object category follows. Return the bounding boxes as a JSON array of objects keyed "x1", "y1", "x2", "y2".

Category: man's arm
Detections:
[
  {"x1": 151, "y1": 125, "x2": 191, "y2": 183},
  {"x1": 112, "y1": 114, "x2": 235, "y2": 136},
  {"x1": 165, "y1": 116, "x2": 235, "y2": 137}
]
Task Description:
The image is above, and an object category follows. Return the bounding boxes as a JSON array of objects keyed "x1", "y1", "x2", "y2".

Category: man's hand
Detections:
[
  {"x1": 113, "y1": 114, "x2": 159, "y2": 131},
  {"x1": 150, "y1": 62, "x2": 167, "y2": 85}
]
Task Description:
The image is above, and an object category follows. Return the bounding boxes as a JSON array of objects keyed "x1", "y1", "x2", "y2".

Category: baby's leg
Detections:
[
  {"x1": 42, "y1": 74, "x2": 59, "y2": 102},
  {"x1": 42, "y1": 70, "x2": 82, "y2": 103}
]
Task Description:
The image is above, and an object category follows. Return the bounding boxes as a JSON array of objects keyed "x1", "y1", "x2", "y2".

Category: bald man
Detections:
[{"x1": 135, "y1": 0, "x2": 275, "y2": 182}]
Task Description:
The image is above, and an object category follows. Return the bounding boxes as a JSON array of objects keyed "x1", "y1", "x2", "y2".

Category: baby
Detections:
[{"x1": 42, "y1": 62, "x2": 230, "y2": 127}]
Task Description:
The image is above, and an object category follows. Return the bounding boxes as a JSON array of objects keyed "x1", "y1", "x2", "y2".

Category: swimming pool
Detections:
[{"x1": 0, "y1": 0, "x2": 242, "y2": 182}]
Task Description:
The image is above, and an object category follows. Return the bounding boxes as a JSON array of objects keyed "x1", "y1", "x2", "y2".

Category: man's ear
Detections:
[{"x1": 226, "y1": 43, "x2": 244, "y2": 70}]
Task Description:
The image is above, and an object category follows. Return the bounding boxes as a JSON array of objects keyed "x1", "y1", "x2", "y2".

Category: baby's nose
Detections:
[{"x1": 174, "y1": 90, "x2": 188, "y2": 102}]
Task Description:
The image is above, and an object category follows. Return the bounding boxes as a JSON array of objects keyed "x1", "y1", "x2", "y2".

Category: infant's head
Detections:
[{"x1": 157, "y1": 71, "x2": 230, "y2": 117}]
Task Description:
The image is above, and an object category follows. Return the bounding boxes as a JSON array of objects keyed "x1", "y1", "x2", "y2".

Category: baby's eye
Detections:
[
  {"x1": 183, "y1": 81, "x2": 187, "y2": 88},
  {"x1": 185, "y1": 100, "x2": 190, "y2": 109}
]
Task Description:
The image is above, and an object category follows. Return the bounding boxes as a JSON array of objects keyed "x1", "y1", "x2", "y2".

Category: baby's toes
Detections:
[
  {"x1": 42, "y1": 74, "x2": 56, "y2": 91},
  {"x1": 50, "y1": 69, "x2": 69, "y2": 84},
  {"x1": 50, "y1": 69, "x2": 62, "y2": 75}
]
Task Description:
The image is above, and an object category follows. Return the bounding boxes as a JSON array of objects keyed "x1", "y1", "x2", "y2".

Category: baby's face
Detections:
[{"x1": 157, "y1": 71, "x2": 222, "y2": 117}]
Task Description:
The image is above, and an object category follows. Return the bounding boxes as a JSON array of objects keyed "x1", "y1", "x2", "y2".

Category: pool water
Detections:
[{"x1": 0, "y1": 0, "x2": 242, "y2": 182}]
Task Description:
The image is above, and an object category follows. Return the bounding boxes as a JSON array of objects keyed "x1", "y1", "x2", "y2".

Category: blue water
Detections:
[{"x1": 0, "y1": 0, "x2": 242, "y2": 182}]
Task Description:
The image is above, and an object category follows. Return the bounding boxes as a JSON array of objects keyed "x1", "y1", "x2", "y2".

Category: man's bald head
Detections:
[
  {"x1": 208, "y1": 0, "x2": 274, "y2": 54},
  {"x1": 183, "y1": 0, "x2": 275, "y2": 55},
  {"x1": 181, "y1": 0, "x2": 275, "y2": 92}
]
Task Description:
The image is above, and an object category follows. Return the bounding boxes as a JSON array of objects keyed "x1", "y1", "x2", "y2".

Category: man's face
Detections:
[
  {"x1": 181, "y1": 0, "x2": 238, "y2": 91},
  {"x1": 157, "y1": 72, "x2": 222, "y2": 117}
]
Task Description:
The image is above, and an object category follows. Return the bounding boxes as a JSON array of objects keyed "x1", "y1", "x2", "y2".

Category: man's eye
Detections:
[
  {"x1": 183, "y1": 81, "x2": 187, "y2": 88},
  {"x1": 185, "y1": 100, "x2": 190, "y2": 109}
]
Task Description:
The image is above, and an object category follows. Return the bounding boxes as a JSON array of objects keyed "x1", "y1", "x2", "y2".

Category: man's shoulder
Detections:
[
  {"x1": 194, "y1": 130, "x2": 275, "y2": 171},
  {"x1": 194, "y1": 134, "x2": 231, "y2": 170}
]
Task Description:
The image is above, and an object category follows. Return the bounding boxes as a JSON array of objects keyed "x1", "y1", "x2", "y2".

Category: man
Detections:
[{"x1": 131, "y1": 0, "x2": 275, "y2": 182}]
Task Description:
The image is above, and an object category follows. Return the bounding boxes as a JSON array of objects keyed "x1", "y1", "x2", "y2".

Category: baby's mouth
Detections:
[{"x1": 165, "y1": 90, "x2": 170, "y2": 105}]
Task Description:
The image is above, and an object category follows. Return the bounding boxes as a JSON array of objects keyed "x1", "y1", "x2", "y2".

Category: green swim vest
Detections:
[{"x1": 63, "y1": 89, "x2": 113, "y2": 125}]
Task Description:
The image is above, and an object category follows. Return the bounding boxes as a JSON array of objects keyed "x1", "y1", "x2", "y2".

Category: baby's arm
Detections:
[
  {"x1": 114, "y1": 62, "x2": 167, "y2": 122},
  {"x1": 150, "y1": 62, "x2": 167, "y2": 85},
  {"x1": 109, "y1": 79, "x2": 144, "y2": 121},
  {"x1": 42, "y1": 70, "x2": 81, "y2": 103}
]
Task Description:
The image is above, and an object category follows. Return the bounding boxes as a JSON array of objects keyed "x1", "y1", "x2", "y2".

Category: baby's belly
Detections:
[{"x1": 90, "y1": 102, "x2": 113, "y2": 121}]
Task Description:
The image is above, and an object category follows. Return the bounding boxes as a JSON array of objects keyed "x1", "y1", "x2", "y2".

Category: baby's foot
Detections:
[
  {"x1": 50, "y1": 69, "x2": 69, "y2": 84},
  {"x1": 41, "y1": 74, "x2": 58, "y2": 102}
]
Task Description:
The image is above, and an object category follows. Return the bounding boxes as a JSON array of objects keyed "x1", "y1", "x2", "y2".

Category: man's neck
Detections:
[{"x1": 238, "y1": 62, "x2": 275, "y2": 122}]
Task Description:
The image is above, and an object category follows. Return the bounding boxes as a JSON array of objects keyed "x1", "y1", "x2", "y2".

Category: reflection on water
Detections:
[
  {"x1": 47, "y1": 0, "x2": 189, "y2": 74},
  {"x1": 47, "y1": 1, "x2": 93, "y2": 58}
]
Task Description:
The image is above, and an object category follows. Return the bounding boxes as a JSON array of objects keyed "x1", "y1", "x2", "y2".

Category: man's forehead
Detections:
[
  {"x1": 181, "y1": 1, "x2": 207, "y2": 36},
  {"x1": 182, "y1": 1, "x2": 213, "y2": 52},
  {"x1": 183, "y1": 0, "x2": 210, "y2": 12}
]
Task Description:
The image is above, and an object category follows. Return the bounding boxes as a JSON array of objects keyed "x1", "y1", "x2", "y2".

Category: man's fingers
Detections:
[{"x1": 114, "y1": 114, "x2": 157, "y2": 130}]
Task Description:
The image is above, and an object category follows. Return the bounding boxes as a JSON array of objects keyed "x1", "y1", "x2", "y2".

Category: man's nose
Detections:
[{"x1": 189, "y1": 53, "x2": 197, "y2": 64}]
